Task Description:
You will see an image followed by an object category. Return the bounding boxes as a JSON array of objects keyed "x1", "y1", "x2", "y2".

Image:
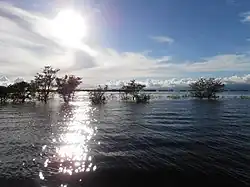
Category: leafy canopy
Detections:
[
  {"x1": 34, "y1": 66, "x2": 60, "y2": 103},
  {"x1": 189, "y1": 78, "x2": 224, "y2": 99},
  {"x1": 89, "y1": 85, "x2": 108, "y2": 105},
  {"x1": 56, "y1": 75, "x2": 82, "y2": 103}
]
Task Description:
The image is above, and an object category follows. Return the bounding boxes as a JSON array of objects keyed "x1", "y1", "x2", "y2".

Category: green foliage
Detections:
[
  {"x1": 34, "y1": 66, "x2": 60, "y2": 103},
  {"x1": 189, "y1": 78, "x2": 224, "y2": 99},
  {"x1": 56, "y1": 75, "x2": 82, "y2": 103},
  {"x1": 240, "y1": 95, "x2": 250, "y2": 99},
  {"x1": 120, "y1": 80, "x2": 149, "y2": 103},
  {"x1": 89, "y1": 85, "x2": 108, "y2": 105},
  {"x1": 7, "y1": 81, "x2": 35, "y2": 103}
]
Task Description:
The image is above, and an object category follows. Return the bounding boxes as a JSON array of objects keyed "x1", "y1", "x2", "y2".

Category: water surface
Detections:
[{"x1": 0, "y1": 92, "x2": 250, "y2": 186}]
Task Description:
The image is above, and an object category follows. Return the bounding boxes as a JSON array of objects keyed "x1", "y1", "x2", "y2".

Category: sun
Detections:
[{"x1": 51, "y1": 10, "x2": 87, "y2": 47}]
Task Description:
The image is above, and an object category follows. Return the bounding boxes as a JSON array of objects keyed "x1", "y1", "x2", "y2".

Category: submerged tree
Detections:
[
  {"x1": 189, "y1": 78, "x2": 224, "y2": 99},
  {"x1": 89, "y1": 85, "x2": 108, "y2": 105},
  {"x1": 120, "y1": 80, "x2": 150, "y2": 103},
  {"x1": 134, "y1": 94, "x2": 151, "y2": 103},
  {"x1": 34, "y1": 66, "x2": 59, "y2": 103},
  {"x1": 56, "y1": 75, "x2": 82, "y2": 103},
  {"x1": 121, "y1": 80, "x2": 146, "y2": 100},
  {"x1": 0, "y1": 86, "x2": 8, "y2": 104},
  {"x1": 8, "y1": 81, "x2": 35, "y2": 103}
]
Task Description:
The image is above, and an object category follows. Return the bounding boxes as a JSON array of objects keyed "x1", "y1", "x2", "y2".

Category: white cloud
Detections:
[
  {"x1": 156, "y1": 56, "x2": 172, "y2": 63},
  {"x1": 241, "y1": 12, "x2": 250, "y2": 22},
  {"x1": 223, "y1": 74, "x2": 250, "y2": 84},
  {"x1": 0, "y1": 3, "x2": 249, "y2": 88},
  {"x1": 106, "y1": 74, "x2": 250, "y2": 89},
  {"x1": 180, "y1": 54, "x2": 250, "y2": 72},
  {"x1": 150, "y1": 36, "x2": 174, "y2": 44}
]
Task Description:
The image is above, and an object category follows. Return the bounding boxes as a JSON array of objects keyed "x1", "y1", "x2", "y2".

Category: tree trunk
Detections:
[
  {"x1": 63, "y1": 95, "x2": 69, "y2": 103},
  {"x1": 44, "y1": 92, "x2": 49, "y2": 103}
]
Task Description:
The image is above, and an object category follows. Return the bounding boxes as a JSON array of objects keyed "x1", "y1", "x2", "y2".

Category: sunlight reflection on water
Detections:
[
  {"x1": 0, "y1": 92, "x2": 249, "y2": 185},
  {"x1": 57, "y1": 102, "x2": 97, "y2": 174},
  {"x1": 40, "y1": 99, "x2": 97, "y2": 180}
]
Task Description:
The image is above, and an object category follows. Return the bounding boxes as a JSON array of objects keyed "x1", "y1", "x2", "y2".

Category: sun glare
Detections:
[{"x1": 51, "y1": 10, "x2": 87, "y2": 47}]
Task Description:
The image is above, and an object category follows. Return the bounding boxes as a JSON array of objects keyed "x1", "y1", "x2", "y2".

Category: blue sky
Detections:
[
  {"x1": 98, "y1": 0, "x2": 250, "y2": 58},
  {"x1": 0, "y1": 0, "x2": 250, "y2": 87}
]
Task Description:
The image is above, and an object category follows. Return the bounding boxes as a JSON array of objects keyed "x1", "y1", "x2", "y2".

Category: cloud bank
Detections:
[
  {"x1": 105, "y1": 74, "x2": 250, "y2": 89},
  {"x1": 2, "y1": 74, "x2": 250, "y2": 89}
]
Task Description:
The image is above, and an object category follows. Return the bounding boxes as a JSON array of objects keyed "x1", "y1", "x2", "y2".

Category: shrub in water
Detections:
[
  {"x1": 120, "y1": 80, "x2": 150, "y2": 103},
  {"x1": 189, "y1": 78, "x2": 224, "y2": 99},
  {"x1": 89, "y1": 85, "x2": 108, "y2": 105},
  {"x1": 56, "y1": 75, "x2": 82, "y2": 103},
  {"x1": 240, "y1": 95, "x2": 250, "y2": 99},
  {"x1": 134, "y1": 94, "x2": 150, "y2": 103}
]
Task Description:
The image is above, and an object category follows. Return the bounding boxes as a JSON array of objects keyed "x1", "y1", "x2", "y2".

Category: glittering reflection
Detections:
[
  {"x1": 41, "y1": 101, "x2": 98, "y2": 179},
  {"x1": 39, "y1": 171, "x2": 44, "y2": 180},
  {"x1": 58, "y1": 103, "x2": 97, "y2": 175}
]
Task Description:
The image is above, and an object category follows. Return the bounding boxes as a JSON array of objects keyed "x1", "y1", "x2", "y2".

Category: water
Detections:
[{"x1": 0, "y1": 92, "x2": 250, "y2": 186}]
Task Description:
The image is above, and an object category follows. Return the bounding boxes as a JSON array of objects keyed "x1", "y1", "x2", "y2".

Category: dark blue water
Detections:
[{"x1": 0, "y1": 92, "x2": 250, "y2": 186}]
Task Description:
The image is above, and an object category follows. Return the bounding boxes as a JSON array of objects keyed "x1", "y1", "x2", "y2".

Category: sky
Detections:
[{"x1": 0, "y1": 0, "x2": 250, "y2": 88}]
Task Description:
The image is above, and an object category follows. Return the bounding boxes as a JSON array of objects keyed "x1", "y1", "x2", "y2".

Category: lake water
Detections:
[{"x1": 0, "y1": 92, "x2": 250, "y2": 186}]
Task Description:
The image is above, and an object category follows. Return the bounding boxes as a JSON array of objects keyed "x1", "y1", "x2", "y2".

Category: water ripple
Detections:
[{"x1": 0, "y1": 93, "x2": 249, "y2": 185}]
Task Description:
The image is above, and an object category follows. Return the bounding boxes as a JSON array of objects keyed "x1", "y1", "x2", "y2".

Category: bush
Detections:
[
  {"x1": 240, "y1": 95, "x2": 250, "y2": 99},
  {"x1": 56, "y1": 75, "x2": 82, "y2": 103},
  {"x1": 189, "y1": 78, "x2": 224, "y2": 99},
  {"x1": 0, "y1": 86, "x2": 8, "y2": 104},
  {"x1": 167, "y1": 95, "x2": 181, "y2": 99},
  {"x1": 134, "y1": 94, "x2": 150, "y2": 103},
  {"x1": 34, "y1": 66, "x2": 59, "y2": 103},
  {"x1": 7, "y1": 81, "x2": 35, "y2": 103},
  {"x1": 89, "y1": 85, "x2": 108, "y2": 105},
  {"x1": 182, "y1": 94, "x2": 190, "y2": 98},
  {"x1": 120, "y1": 80, "x2": 150, "y2": 103}
]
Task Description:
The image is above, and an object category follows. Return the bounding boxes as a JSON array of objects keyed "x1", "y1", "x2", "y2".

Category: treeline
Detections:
[
  {"x1": 0, "y1": 66, "x2": 81, "y2": 104},
  {"x1": 0, "y1": 66, "x2": 226, "y2": 105},
  {"x1": 0, "y1": 66, "x2": 150, "y2": 105}
]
